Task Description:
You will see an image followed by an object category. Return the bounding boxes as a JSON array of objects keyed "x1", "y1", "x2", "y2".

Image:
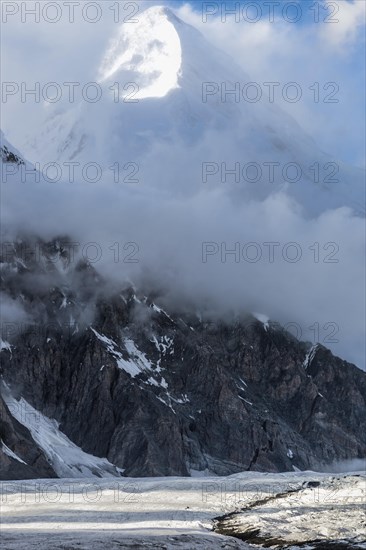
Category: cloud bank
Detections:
[{"x1": 1, "y1": 1, "x2": 365, "y2": 370}]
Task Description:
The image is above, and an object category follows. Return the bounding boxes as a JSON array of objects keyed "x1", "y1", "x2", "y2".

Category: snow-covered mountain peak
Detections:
[
  {"x1": 16, "y1": 7, "x2": 365, "y2": 216},
  {"x1": 98, "y1": 5, "x2": 184, "y2": 99}
]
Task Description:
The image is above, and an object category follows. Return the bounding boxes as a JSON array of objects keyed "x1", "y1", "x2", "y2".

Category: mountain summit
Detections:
[
  {"x1": 23, "y1": 5, "x2": 365, "y2": 215},
  {"x1": 98, "y1": 6, "x2": 184, "y2": 99}
]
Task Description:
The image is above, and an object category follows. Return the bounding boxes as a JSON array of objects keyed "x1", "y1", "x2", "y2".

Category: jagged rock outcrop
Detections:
[
  {"x1": 0, "y1": 129, "x2": 26, "y2": 165},
  {"x1": 1, "y1": 238, "x2": 365, "y2": 479}
]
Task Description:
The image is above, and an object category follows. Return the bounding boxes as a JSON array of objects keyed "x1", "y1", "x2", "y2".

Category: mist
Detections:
[
  {"x1": 2, "y1": 155, "x2": 365, "y2": 370},
  {"x1": 1, "y1": 1, "x2": 365, "y2": 370},
  {"x1": 318, "y1": 458, "x2": 366, "y2": 473}
]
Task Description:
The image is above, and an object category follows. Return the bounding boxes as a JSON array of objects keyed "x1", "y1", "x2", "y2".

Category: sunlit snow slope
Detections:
[
  {"x1": 2, "y1": 386, "x2": 122, "y2": 478},
  {"x1": 24, "y1": 6, "x2": 365, "y2": 217}
]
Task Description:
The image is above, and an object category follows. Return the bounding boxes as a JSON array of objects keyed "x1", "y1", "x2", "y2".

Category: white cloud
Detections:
[
  {"x1": 322, "y1": 0, "x2": 366, "y2": 49},
  {"x1": 175, "y1": 1, "x2": 366, "y2": 168},
  {"x1": 1, "y1": 1, "x2": 365, "y2": 370}
]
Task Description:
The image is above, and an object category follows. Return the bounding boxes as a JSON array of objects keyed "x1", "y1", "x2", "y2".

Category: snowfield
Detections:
[
  {"x1": 1, "y1": 471, "x2": 365, "y2": 549},
  {"x1": 2, "y1": 385, "x2": 123, "y2": 479}
]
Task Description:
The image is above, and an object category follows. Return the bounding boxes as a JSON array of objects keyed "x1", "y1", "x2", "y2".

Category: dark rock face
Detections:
[
  {"x1": 0, "y1": 144, "x2": 25, "y2": 165},
  {"x1": 0, "y1": 394, "x2": 56, "y2": 480},
  {"x1": 1, "y1": 238, "x2": 365, "y2": 479}
]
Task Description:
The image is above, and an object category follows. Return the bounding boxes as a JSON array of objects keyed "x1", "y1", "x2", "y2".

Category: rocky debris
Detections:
[{"x1": 214, "y1": 475, "x2": 366, "y2": 547}]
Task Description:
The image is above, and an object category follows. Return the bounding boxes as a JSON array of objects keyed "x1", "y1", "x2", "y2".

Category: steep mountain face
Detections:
[
  {"x1": 1, "y1": 6, "x2": 365, "y2": 481},
  {"x1": 24, "y1": 6, "x2": 365, "y2": 216},
  {"x1": 1, "y1": 237, "x2": 365, "y2": 479}
]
